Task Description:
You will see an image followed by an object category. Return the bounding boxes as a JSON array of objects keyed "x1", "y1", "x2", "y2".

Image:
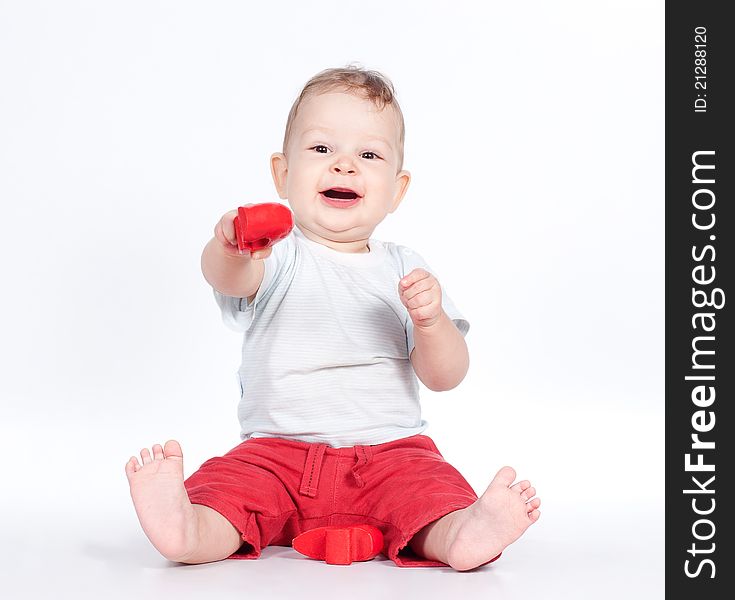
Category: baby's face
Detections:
[{"x1": 271, "y1": 91, "x2": 410, "y2": 249}]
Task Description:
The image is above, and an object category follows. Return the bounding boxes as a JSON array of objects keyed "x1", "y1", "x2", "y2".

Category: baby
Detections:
[{"x1": 125, "y1": 66, "x2": 540, "y2": 571}]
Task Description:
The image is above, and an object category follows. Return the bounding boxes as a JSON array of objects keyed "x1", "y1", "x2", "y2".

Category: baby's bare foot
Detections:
[
  {"x1": 445, "y1": 466, "x2": 541, "y2": 571},
  {"x1": 125, "y1": 440, "x2": 198, "y2": 561}
]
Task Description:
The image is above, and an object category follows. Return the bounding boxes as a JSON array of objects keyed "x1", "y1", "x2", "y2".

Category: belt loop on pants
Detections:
[
  {"x1": 299, "y1": 443, "x2": 327, "y2": 497},
  {"x1": 351, "y1": 444, "x2": 373, "y2": 488}
]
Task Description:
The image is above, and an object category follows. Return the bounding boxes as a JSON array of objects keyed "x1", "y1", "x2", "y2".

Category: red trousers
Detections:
[{"x1": 184, "y1": 434, "x2": 478, "y2": 567}]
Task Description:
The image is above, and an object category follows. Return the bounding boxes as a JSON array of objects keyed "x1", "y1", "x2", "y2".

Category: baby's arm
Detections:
[
  {"x1": 201, "y1": 209, "x2": 269, "y2": 302},
  {"x1": 399, "y1": 269, "x2": 469, "y2": 391}
]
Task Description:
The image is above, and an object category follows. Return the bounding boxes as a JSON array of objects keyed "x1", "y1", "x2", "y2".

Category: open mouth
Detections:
[{"x1": 320, "y1": 187, "x2": 361, "y2": 201}]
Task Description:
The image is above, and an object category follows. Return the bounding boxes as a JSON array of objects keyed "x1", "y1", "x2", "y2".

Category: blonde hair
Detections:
[{"x1": 282, "y1": 65, "x2": 405, "y2": 170}]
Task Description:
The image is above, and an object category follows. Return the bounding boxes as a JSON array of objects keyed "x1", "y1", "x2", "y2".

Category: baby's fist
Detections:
[
  {"x1": 399, "y1": 268, "x2": 443, "y2": 329},
  {"x1": 214, "y1": 206, "x2": 271, "y2": 260}
]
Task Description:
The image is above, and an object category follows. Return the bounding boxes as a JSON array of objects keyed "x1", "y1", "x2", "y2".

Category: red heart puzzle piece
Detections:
[
  {"x1": 234, "y1": 203, "x2": 294, "y2": 253},
  {"x1": 292, "y1": 524, "x2": 384, "y2": 565}
]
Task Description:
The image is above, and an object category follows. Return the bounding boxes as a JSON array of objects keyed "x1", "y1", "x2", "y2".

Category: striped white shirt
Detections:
[{"x1": 214, "y1": 225, "x2": 469, "y2": 448}]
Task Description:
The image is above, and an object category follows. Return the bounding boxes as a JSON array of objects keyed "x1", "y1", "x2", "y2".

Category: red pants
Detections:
[{"x1": 184, "y1": 434, "x2": 478, "y2": 567}]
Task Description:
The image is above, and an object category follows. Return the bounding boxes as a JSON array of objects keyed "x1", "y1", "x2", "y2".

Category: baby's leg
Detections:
[
  {"x1": 125, "y1": 440, "x2": 242, "y2": 563},
  {"x1": 410, "y1": 466, "x2": 541, "y2": 571}
]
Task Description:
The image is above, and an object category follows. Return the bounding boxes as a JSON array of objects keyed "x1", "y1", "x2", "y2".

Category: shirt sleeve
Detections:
[
  {"x1": 395, "y1": 245, "x2": 470, "y2": 354},
  {"x1": 213, "y1": 232, "x2": 297, "y2": 333}
]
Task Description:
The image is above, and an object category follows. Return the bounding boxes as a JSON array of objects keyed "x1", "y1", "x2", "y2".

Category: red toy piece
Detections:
[
  {"x1": 292, "y1": 524, "x2": 384, "y2": 565},
  {"x1": 233, "y1": 202, "x2": 294, "y2": 253}
]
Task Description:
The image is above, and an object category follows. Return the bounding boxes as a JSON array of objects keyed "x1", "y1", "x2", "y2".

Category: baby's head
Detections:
[
  {"x1": 282, "y1": 67, "x2": 406, "y2": 171},
  {"x1": 271, "y1": 66, "x2": 411, "y2": 250}
]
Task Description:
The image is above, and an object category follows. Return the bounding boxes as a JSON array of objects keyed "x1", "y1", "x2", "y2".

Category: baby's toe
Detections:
[
  {"x1": 140, "y1": 448, "x2": 152, "y2": 464},
  {"x1": 492, "y1": 466, "x2": 517, "y2": 488},
  {"x1": 125, "y1": 457, "x2": 140, "y2": 478},
  {"x1": 511, "y1": 480, "x2": 531, "y2": 494},
  {"x1": 521, "y1": 486, "x2": 536, "y2": 501},
  {"x1": 152, "y1": 444, "x2": 164, "y2": 460},
  {"x1": 164, "y1": 440, "x2": 183, "y2": 459},
  {"x1": 529, "y1": 509, "x2": 541, "y2": 522},
  {"x1": 526, "y1": 497, "x2": 541, "y2": 513}
]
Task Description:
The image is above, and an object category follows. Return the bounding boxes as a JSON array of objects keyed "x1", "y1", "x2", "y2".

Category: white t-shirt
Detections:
[{"x1": 214, "y1": 225, "x2": 469, "y2": 448}]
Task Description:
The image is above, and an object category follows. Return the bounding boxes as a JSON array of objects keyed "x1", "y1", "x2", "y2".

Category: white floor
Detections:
[
  {"x1": 0, "y1": 407, "x2": 665, "y2": 600},
  {"x1": 1, "y1": 497, "x2": 663, "y2": 600}
]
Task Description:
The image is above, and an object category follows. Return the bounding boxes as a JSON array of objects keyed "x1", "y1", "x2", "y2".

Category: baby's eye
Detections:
[
  {"x1": 361, "y1": 151, "x2": 379, "y2": 160},
  {"x1": 311, "y1": 145, "x2": 329, "y2": 153}
]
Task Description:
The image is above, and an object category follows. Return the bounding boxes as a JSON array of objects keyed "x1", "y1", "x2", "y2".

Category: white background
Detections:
[{"x1": 0, "y1": 1, "x2": 663, "y2": 598}]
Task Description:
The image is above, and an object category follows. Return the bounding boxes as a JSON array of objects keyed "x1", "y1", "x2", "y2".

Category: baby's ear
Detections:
[
  {"x1": 389, "y1": 170, "x2": 411, "y2": 212},
  {"x1": 270, "y1": 153, "x2": 289, "y2": 199}
]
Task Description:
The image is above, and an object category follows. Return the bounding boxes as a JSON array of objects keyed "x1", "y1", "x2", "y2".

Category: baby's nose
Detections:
[{"x1": 331, "y1": 156, "x2": 357, "y2": 175}]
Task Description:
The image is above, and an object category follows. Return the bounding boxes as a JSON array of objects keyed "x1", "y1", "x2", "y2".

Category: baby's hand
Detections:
[
  {"x1": 214, "y1": 206, "x2": 272, "y2": 260},
  {"x1": 399, "y1": 268, "x2": 443, "y2": 329}
]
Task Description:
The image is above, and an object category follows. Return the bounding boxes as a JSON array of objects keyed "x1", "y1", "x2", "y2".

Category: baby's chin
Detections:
[
  {"x1": 315, "y1": 221, "x2": 372, "y2": 239},
  {"x1": 295, "y1": 216, "x2": 375, "y2": 244}
]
